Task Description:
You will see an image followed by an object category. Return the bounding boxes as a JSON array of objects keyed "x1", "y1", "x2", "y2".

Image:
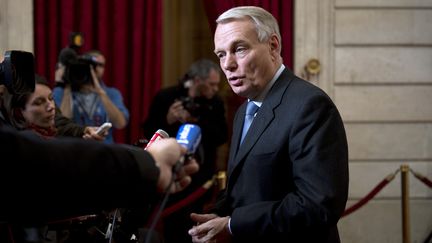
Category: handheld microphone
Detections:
[
  {"x1": 144, "y1": 129, "x2": 169, "y2": 150},
  {"x1": 144, "y1": 124, "x2": 201, "y2": 243},
  {"x1": 176, "y1": 124, "x2": 201, "y2": 154},
  {"x1": 175, "y1": 124, "x2": 201, "y2": 166},
  {"x1": 58, "y1": 47, "x2": 78, "y2": 66}
]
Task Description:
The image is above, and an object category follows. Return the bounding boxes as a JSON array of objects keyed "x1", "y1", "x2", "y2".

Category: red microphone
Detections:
[{"x1": 144, "y1": 129, "x2": 169, "y2": 150}]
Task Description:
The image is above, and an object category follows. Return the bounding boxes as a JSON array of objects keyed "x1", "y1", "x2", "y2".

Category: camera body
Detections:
[
  {"x1": 179, "y1": 96, "x2": 213, "y2": 118},
  {"x1": 65, "y1": 54, "x2": 99, "y2": 87},
  {"x1": 57, "y1": 31, "x2": 99, "y2": 89}
]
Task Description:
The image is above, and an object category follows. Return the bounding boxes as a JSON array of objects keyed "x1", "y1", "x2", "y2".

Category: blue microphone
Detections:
[
  {"x1": 174, "y1": 124, "x2": 201, "y2": 171},
  {"x1": 176, "y1": 124, "x2": 201, "y2": 155}
]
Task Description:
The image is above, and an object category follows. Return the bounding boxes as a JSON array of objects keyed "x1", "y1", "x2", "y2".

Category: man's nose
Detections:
[{"x1": 222, "y1": 54, "x2": 237, "y2": 72}]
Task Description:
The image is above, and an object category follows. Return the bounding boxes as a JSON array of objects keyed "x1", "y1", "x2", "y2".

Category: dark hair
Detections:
[
  {"x1": 13, "y1": 75, "x2": 50, "y2": 110},
  {"x1": 9, "y1": 74, "x2": 51, "y2": 129}
]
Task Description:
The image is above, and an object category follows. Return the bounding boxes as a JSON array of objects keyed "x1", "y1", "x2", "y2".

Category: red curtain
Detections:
[{"x1": 34, "y1": 0, "x2": 162, "y2": 144}]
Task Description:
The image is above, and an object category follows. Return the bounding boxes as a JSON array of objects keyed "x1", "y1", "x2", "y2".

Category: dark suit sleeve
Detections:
[
  {"x1": 0, "y1": 126, "x2": 160, "y2": 223},
  {"x1": 230, "y1": 92, "x2": 349, "y2": 239}
]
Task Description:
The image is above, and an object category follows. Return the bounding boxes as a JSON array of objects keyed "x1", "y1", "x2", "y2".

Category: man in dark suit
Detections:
[{"x1": 188, "y1": 6, "x2": 349, "y2": 243}]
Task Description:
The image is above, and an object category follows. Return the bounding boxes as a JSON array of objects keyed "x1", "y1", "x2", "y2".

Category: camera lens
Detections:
[{"x1": 0, "y1": 51, "x2": 35, "y2": 95}]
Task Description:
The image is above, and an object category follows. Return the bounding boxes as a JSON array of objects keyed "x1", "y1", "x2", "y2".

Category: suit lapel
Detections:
[
  {"x1": 227, "y1": 102, "x2": 246, "y2": 176},
  {"x1": 227, "y1": 69, "x2": 294, "y2": 184},
  {"x1": 232, "y1": 105, "x2": 274, "y2": 167}
]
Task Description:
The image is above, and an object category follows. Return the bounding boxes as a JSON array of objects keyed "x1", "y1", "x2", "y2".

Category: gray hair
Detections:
[
  {"x1": 216, "y1": 6, "x2": 281, "y2": 52},
  {"x1": 185, "y1": 59, "x2": 220, "y2": 81}
]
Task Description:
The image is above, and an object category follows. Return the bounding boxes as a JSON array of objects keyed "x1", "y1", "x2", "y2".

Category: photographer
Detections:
[
  {"x1": 142, "y1": 58, "x2": 228, "y2": 243},
  {"x1": 53, "y1": 49, "x2": 129, "y2": 144}
]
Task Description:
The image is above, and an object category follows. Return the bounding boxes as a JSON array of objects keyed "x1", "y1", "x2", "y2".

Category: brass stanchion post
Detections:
[
  {"x1": 216, "y1": 171, "x2": 227, "y2": 191},
  {"x1": 401, "y1": 164, "x2": 410, "y2": 243}
]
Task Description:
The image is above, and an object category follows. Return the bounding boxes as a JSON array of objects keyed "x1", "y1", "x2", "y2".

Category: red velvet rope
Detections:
[
  {"x1": 418, "y1": 177, "x2": 432, "y2": 188},
  {"x1": 142, "y1": 179, "x2": 215, "y2": 229},
  {"x1": 410, "y1": 169, "x2": 432, "y2": 188},
  {"x1": 342, "y1": 171, "x2": 398, "y2": 217},
  {"x1": 162, "y1": 180, "x2": 214, "y2": 218}
]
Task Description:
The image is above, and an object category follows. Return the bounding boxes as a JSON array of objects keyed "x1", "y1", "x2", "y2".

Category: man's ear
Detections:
[
  {"x1": 193, "y1": 76, "x2": 203, "y2": 84},
  {"x1": 269, "y1": 35, "x2": 280, "y2": 52},
  {"x1": 192, "y1": 77, "x2": 205, "y2": 91},
  {"x1": 269, "y1": 34, "x2": 281, "y2": 61}
]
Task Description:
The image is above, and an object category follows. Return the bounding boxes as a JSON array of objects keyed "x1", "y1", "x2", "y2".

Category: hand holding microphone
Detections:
[
  {"x1": 175, "y1": 124, "x2": 202, "y2": 170},
  {"x1": 144, "y1": 125, "x2": 201, "y2": 243},
  {"x1": 146, "y1": 126, "x2": 200, "y2": 193}
]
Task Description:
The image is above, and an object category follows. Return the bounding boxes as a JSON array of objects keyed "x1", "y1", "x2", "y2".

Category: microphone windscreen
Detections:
[
  {"x1": 156, "y1": 129, "x2": 169, "y2": 139},
  {"x1": 176, "y1": 124, "x2": 201, "y2": 154},
  {"x1": 145, "y1": 129, "x2": 170, "y2": 150},
  {"x1": 58, "y1": 47, "x2": 78, "y2": 65}
]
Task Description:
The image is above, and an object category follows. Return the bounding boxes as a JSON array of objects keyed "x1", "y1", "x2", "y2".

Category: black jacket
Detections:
[
  {"x1": 216, "y1": 69, "x2": 349, "y2": 243},
  {"x1": 0, "y1": 125, "x2": 160, "y2": 224}
]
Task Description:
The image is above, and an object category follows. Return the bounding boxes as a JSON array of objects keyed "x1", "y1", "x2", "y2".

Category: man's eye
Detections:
[
  {"x1": 236, "y1": 47, "x2": 246, "y2": 53},
  {"x1": 216, "y1": 53, "x2": 225, "y2": 59}
]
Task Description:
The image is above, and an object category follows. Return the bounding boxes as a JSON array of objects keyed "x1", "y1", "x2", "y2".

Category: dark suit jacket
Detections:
[
  {"x1": 216, "y1": 68, "x2": 349, "y2": 243},
  {"x1": 0, "y1": 125, "x2": 160, "y2": 224}
]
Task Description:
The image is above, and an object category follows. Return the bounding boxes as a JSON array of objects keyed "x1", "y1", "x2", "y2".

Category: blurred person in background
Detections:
[{"x1": 53, "y1": 50, "x2": 129, "y2": 143}]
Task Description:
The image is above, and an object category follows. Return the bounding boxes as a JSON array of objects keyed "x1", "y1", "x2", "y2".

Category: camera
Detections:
[
  {"x1": 57, "y1": 32, "x2": 101, "y2": 89},
  {"x1": 0, "y1": 50, "x2": 35, "y2": 95},
  {"x1": 58, "y1": 48, "x2": 100, "y2": 89},
  {"x1": 179, "y1": 96, "x2": 213, "y2": 118},
  {"x1": 67, "y1": 52, "x2": 98, "y2": 86}
]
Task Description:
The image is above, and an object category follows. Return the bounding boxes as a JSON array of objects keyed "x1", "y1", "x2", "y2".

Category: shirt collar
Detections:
[{"x1": 250, "y1": 64, "x2": 285, "y2": 107}]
